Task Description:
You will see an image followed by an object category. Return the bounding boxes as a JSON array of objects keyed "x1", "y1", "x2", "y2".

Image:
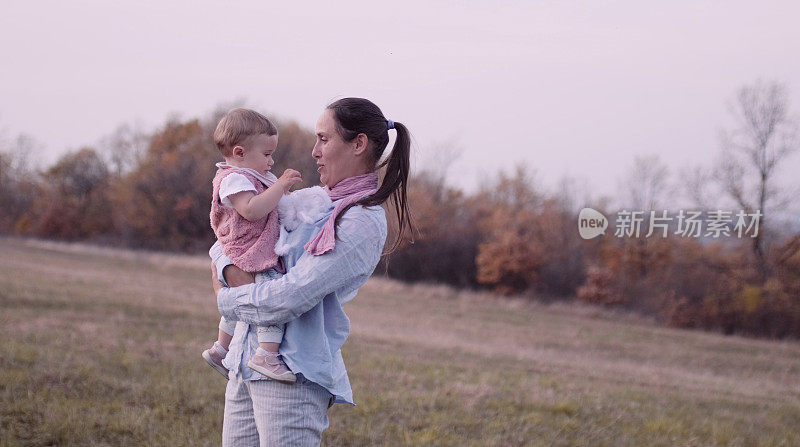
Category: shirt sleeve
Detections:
[
  {"x1": 219, "y1": 173, "x2": 257, "y2": 207},
  {"x1": 209, "y1": 241, "x2": 233, "y2": 287},
  {"x1": 216, "y1": 208, "x2": 385, "y2": 326}
]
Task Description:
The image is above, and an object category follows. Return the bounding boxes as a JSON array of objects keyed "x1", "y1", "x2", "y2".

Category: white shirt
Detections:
[
  {"x1": 215, "y1": 162, "x2": 277, "y2": 208},
  {"x1": 219, "y1": 173, "x2": 257, "y2": 208}
]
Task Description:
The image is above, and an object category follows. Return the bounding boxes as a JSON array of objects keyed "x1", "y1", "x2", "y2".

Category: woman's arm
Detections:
[{"x1": 216, "y1": 208, "x2": 386, "y2": 326}]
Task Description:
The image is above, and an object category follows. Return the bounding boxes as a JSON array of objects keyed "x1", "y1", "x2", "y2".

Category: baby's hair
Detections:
[{"x1": 214, "y1": 108, "x2": 278, "y2": 157}]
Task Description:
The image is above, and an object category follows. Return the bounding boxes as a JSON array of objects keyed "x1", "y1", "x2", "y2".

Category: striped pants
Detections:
[{"x1": 222, "y1": 374, "x2": 335, "y2": 446}]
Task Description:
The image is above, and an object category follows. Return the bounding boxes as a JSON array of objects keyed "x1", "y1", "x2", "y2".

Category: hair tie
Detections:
[{"x1": 386, "y1": 119, "x2": 395, "y2": 130}]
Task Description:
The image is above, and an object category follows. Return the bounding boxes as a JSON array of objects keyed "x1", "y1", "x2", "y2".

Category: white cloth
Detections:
[
  {"x1": 215, "y1": 162, "x2": 278, "y2": 208},
  {"x1": 275, "y1": 186, "x2": 332, "y2": 233},
  {"x1": 219, "y1": 315, "x2": 238, "y2": 336},
  {"x1": 219, "y1": 173, "x2": 258, "y2": 208},
  {"x1": 256, "y1": 324, "x2": 284, "y2": 344}
]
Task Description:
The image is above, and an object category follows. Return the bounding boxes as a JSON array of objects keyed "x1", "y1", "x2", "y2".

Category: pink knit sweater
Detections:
[{"x1": 210, "y1": 167, "x2": 282, "y2": 273}]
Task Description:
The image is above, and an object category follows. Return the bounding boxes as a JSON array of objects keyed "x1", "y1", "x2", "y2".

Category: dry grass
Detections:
[{"x1": 1, "y1": 237, "x2": 799, "y2": 446}]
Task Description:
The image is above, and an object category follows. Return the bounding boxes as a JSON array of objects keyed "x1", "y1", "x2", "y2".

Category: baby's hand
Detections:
[{"x1": 277, "y1": 169, "x2": 302, "y2": 193}]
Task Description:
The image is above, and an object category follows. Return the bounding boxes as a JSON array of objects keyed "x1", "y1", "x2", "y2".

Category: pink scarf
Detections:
[{"x1": 305, "y1": 172, "x2": 379, "y2": 255}]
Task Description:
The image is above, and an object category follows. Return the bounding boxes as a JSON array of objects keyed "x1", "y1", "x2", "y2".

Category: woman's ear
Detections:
[{"x1": 353, "y1": 133, "x2": 369, "y2": 156}]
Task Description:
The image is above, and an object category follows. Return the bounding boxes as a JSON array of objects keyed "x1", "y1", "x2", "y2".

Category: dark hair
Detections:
[{"x1": 327, "y1": 97, "x2": 413, "y2": 252}]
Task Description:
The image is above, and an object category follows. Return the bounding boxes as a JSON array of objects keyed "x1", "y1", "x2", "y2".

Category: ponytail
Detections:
[{"x1": 328, "y1": 98, "x2": 414, "y2": 252}]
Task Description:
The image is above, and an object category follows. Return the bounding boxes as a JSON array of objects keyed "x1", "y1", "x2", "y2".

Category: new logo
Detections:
[{"x1": 578, "y1": 208, "x2": 608, "y2": 239}]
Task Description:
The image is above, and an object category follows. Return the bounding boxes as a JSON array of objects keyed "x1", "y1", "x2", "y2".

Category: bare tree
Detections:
[
  {"x1": 680, "y1": 164, "x2": 715, "y2": 210},
  {"x1": 414, "y1": 139, "x2": 463, "y2": 203},
  {"x1": 615, "y1": 155, "x2": 672, "y2": 279},
  {"x1": 0, "y1": 133, "x2": 41, "y2": 232},
  {"x1": 619, "y1": 154, "x2": 671, "y2": 211},
  {"x1": 714, "y1": 80, "x2": 798, "y2": 279},
  {"x1": 100, "y1": 123, "x2": 149, "y2": 177}
]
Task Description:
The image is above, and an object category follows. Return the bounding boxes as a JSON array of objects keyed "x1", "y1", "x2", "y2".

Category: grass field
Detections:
[{"x1": 1, "y1": 237, "x2": 799, "y2": 446}]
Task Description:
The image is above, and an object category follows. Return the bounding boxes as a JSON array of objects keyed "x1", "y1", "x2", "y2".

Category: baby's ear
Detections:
[{"x1": 232, "y1": 145, "x2": 245, "y2": 158}]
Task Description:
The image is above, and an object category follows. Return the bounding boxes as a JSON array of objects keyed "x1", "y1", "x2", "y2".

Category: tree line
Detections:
[{"x1": 1, "y1": 82, "x2": 798, "y2": 338}]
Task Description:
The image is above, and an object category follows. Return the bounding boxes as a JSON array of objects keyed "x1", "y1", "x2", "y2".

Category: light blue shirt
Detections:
[{"x1": 211, "y1": 202, "x2": 387, "y2": 405}]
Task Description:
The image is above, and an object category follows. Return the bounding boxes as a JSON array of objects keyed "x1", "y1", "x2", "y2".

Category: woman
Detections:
[{"x1": 210, "y1": 97, "x2": 412, "y2": 446}]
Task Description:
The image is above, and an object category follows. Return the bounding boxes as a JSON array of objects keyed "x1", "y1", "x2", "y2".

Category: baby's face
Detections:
[{"x1": 240, "y1": 133, "x2": 278, "y2": 175}]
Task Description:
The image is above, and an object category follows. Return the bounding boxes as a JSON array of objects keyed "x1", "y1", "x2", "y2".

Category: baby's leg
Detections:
[
  {"x1": 256, "y1": 324, "x2": 284, "y2": 352},
  {"x1": 218, "y1": 316, "x2": 237, "y2": 350},
  {"x1": 248, "y1": 324, "x2": 295, "y2": 383},
  {"x1": 202, "y1": 316, "x2": 237, "y2": 378}
]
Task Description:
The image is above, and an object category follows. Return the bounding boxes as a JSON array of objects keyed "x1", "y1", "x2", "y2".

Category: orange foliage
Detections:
[
  {"x1": 576, "y1": 265, "x2": 625, "y2": 306},
  {"x1": 30, "y1": 147, "x2": 113, "y2": 240},
  {"x1": 110, "y1": 119, "x2": 216, "y2": 250},
  {"x1": 475, "y1": 206, "x2": 543, "y2": 294},
  {"x1": 472, "y1": 167, "x2": 545, "y2": 295}
]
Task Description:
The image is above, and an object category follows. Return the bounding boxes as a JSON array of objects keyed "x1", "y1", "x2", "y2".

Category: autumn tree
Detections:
[
  {"x1": 112, "y1": 118, "x2": 217, "y2": 250},
  {"x1": 579, "y1": 155, "x2": 707, "y2": 312},
  {"x1": 535, "y1": 177, "x2": 592, "y2": 297},
  {"x1": 30, "y1": 147, "x2": 113, "y2": 239},
  {"x1": 473, "y1": 167, "x2": 545, "y2": 295}
]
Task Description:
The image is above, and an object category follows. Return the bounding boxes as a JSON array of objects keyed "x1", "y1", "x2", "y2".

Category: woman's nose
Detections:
[{"x1": 311, "y1": 144, "x2": 321, "y2": 158}]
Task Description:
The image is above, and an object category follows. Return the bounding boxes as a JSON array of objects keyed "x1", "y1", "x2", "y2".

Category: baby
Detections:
[{"x1": 202, "y1": 108, "x2": 301, "y2": 383}]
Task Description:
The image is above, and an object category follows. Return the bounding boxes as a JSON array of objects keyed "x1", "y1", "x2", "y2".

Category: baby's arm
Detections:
[{"x1": 229, "y1": 169, "x2": 302, "y2": 222}]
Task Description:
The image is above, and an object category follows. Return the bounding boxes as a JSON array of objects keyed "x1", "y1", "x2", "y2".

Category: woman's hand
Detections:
[{"x1": 211, "y1": 263, "x2": 223, "y2": 296}]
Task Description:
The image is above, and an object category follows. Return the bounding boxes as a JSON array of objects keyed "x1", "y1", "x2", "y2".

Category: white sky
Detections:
[{"x1": 1, "y1": 0, "x2": 799, "y2": 210}]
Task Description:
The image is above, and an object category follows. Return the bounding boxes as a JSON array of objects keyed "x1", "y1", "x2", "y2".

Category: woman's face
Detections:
[{"x1": 312, "y1": 109, "x2": 366, "y2": 188}]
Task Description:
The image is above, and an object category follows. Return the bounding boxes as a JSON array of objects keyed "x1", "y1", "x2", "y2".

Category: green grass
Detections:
[{"x1": 1, "y1": 237, "x2": 799, "y2": 446}]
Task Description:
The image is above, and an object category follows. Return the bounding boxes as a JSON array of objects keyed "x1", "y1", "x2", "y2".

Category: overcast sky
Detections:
[{"x1": 1, "y1": 0, "x2": 799, "y2": 211}]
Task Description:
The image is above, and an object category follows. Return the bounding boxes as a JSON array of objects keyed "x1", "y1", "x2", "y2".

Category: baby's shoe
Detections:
[
  {"x1": 202, "y1": 342, "x2": 229, "y2": 379},
  {"x1": 247, "y1": 348, "x2": 296, "y2": 383}
]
